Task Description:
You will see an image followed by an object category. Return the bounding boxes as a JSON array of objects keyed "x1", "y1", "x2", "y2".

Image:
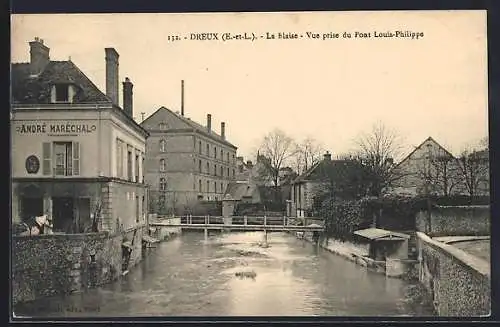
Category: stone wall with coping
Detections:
[
  {"x1": 416, "y1": 205, "x2": 490, "y2": 237},
  {"x1": 12, "y1": 231, "x2": 122, "y2": 305},
  {"x1": 416, "y1": 232, "x2": 490, "y2": 316}
]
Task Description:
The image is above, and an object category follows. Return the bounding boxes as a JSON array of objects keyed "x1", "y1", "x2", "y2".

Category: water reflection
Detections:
[{"x1": 14, "y1": 231, "x2": 434, "y2": 317}]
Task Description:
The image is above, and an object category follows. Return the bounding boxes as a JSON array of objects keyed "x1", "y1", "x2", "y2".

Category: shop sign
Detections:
[{"x1": 15, "y1": 123, "x2": 97, "y2": 135}]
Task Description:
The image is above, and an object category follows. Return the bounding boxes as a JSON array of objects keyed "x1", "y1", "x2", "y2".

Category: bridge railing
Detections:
[{"x1": 154, "y1": 215, "x2": 325, "y2": 227}]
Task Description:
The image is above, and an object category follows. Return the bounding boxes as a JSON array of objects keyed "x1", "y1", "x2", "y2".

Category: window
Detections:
[
  {"x1": 116, "y1": 139, "x2": 123, "y2": 177},
  {"x1": 159, "y1": 178, "x2": 167, "y2": 191},
  {"x1": 206, "y1": 162, "x2": 209, "y2": 174},
  {"x1": 52, "y1": 84, "x2": 71, "y2": 103},
  {"x1": 220, "y1": 166, "x2": 224, "y2": 176},
  {"x1": 227, "y1": 167, "x2": 230, "y2": 176},
  {"x1": 199, "y1": 141, "x2": 202, "y2": 154},
  {"x1": 226, "y1": 152, "x2": 229, "y2": 162},
  {"x1": 135, "y1": 195, "x2": 140, "y2": 223},
  {"x1": 142, "y1": 156, "x2": 145, "y2": 183},
  {"x1": 159, "y1": 122, "x2": 167, "y2": 130},
  {"x1": 53, "y1": 142, "x2": 73, "y2": 176},
  {"x1": 159, "y1": 139, "x2": 166, "y2": 152},
  {"x1": 221, "y1": 149, "x2": 223, "y2": 161},
  {"x1": 214, "y1": 181, "x2": 217, "y2": 193},
  {"x1": 232, "y1": 169, "x2": 235, "y2": 177},
  {"x1": 214, "y1": 164, "x2": 217, "y2": 176},
  {"x1": 199, "y1": 179, "x2": 202, "y2": 192},
  {"x1": 160, "y1": 159, "x2": 166, "y2": 172},
  {"x1": 206, "y1": 143, "x2": 210, "y2": 155},
  {"x1": 198, "y1": 160, "x2": 202, "y2": 172},
  {"x1": 135, "y1": 154, "x2": 139, "y2": 182},
  {"x1": 221, "y1": 182, "x2": 224, "y2": 194},
  {"x1": 127, "y1": 150, "x2": 133, "y2": 181},
  {"x1": 206, "y1": 181, "x2": 210, "y2": 192},
  {"x1": 214, "y1": 146, "x2": 217, "y2": 158},
  {"x1": 232, "y1": 154, "x2": 235, "y2": 164}
]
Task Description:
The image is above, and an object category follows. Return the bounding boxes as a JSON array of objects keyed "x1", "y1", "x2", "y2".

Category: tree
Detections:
[
  {"x1": 293, "y1": 137, "x2": 324, "y2": 175},
  {"x1": 456, "y1": 143, "x2": 489, "y2": 198},
  {"x1": 352, "y1": 121, "x2": 406, "y2": 196},
  {"x1": 258, "y1": 129, "x2": 297, "y2": 188},
  {"x1": 417, "y1": 154, "x2": 460, "y2": 196}
]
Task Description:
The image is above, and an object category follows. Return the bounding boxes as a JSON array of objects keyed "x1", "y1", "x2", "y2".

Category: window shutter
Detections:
[
  {"x1": 42, "y1": 142, "x2": 52, "y2": 175},
  {"x1": 73, "y1": 142, "x2": 80, "y2": 175}
]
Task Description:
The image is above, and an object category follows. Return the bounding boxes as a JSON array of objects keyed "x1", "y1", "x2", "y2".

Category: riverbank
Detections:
[{"x1": 295, "y1": 232, "x2": 418, "y2": 279}]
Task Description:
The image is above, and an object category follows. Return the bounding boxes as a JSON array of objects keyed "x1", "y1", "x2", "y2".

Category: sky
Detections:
[{"x1": 11, "y1": 11, "x2": 488, "y2": 161}]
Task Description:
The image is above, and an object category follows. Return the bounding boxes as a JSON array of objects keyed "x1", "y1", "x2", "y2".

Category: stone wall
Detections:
[
  {"x1": 122, "y1": 225, "x2": 146, "y2": 269},
  {"x1": 416, "y1": 205, "x2": 490, "y2": 236},
  {"x1": 416, "y1": 232, "x2": 490, "y2": 316},
  {"x1": 12, "y1": 232, "x2": 122, "y2": 305}
]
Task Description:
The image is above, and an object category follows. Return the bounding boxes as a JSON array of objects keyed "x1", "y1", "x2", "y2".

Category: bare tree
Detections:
[
  {"x1": 456, "y1": 143, "x2": 489, "y2": 198},
  {"x1": 293, "y1": 137, "x2": 324, "y2": 175},
  {"x1": 258, "y1": 129, "x2": 297, "y2": 188},
  {"x1": 352, "y1": 121, "x2": 406, "y2": 196},
  {"x1": 417, "y1": 154, "x2": 460, "y2": 196}
]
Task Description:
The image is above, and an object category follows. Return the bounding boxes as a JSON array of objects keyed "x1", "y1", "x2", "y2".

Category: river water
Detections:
[{"x1": 14, "y1": 231, "x2": 435, "y2": 317}]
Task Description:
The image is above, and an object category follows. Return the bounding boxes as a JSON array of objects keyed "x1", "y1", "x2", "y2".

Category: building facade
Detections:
[
  {"x1": 11, "y1": 38, "x2": 149, "y2": 238},
  {"x1": 391, "y1": 137, "x2": 462, "y2": 196},
  {"x1": 141, "y1": 107, "x2": 238, "y2": 214}
]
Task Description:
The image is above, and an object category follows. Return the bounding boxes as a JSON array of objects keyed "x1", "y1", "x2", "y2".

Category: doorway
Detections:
[{"x1": 52, "y1": 197, "x2": 74, "y2": 233}]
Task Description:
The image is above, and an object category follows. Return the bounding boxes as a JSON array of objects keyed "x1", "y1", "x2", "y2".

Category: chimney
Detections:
[
  {"x1": 221, "y1": 122, "x2": 226, "y2": 139},
  {"x1": 105, "y1": 48, "x2": 119, "y2": 106},
  {"x1": 181, "y1": 80, "x2": 185, "y2": 116},
  {"x1": 324, "y1": 151, "x2": 332, "y2": 161},
  {"x1": 207, "y1": 114, "x2": 212, "y2": 132},
  {"x1": 122, "y1": 77, "x2": 133, "y2": 117},
  {"x1": 29, "y1": 37, "x2": 50, "y2": 75}
]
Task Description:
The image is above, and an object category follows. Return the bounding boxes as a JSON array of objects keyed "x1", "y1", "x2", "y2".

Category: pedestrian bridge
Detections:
[{"x1": 149, "y1": 215, "x2": 325, "y2": 233}]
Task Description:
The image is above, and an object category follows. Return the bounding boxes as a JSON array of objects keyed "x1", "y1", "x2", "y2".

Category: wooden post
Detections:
[
  {"x1": 244, "y1": 215, "x2": 247, "y2": 225},
  {"x1": 204, "y1": 227, "x2": 208, "y2": 240},
  {"x1": 207, "y1": 215, "x2": 210, "y2": 225},
  {"x1": 283, "y1": 216, "x2": 286, "y2": 226},
  {"x1": 263, "y1": 229, "x2": 268, "y2": 246},
  {"x1": 264, "y1": 215, "x2": 267, "y2": 226}
]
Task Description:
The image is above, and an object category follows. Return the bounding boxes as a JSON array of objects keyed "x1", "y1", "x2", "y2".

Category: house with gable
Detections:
[
  {"x1": 389, "y1": 136, "x2": 461, "y2": 196},
  {"x1": 290, "y1": 152, "x2": 367, "y2": 217},
  {"x1": 141, "y1": 107, "x2": 238, "y2": 214}
]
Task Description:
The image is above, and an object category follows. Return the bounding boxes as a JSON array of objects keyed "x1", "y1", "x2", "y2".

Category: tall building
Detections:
[
  {"x1": 141, "y1": 106, "x2": 238, "y2": 214},
  {"x1": 11, "y1": 38, "x2": 149, "y2": 242}
]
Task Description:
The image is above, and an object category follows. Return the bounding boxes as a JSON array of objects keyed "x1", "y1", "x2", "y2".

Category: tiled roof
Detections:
[
  {"x1": 11, "y1": 61, "x2": 111, "y2": 104},
  {"x1": 354, "y1": 228, "x2": 410, "y2": 241},
  {"x1": 144, "y1": 106, "x2": 237, "y2": 149},
  {"x1": 292, "y1": 159, "x2": 361, "y2": 184}
]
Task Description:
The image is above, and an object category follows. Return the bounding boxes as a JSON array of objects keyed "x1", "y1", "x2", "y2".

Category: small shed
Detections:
[{"x1": 354, "y1": 228, "x2": 410, "y2": 261}]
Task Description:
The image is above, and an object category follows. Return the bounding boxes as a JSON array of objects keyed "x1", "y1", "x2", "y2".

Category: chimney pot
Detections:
[
  {"x1": 29, "y1": 37, "x2": 50, "y2": 75},
  {"x1": 105, "y1": 48, "x2": 119, "y2": 106},
  {"x1": 221, "y1": 122, "x2": 226, "y2": 139},
  {"x1": 207, "y1": 114, "x2": 212, "y2": 132},
  {"x1": 122, "y1": 77, "x2": 133, "y2": 117}
]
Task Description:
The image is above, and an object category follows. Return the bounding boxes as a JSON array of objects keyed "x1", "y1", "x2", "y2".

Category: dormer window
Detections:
[{"x1": 51, "y1": 83, "x2": 74, "y2": 103}]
